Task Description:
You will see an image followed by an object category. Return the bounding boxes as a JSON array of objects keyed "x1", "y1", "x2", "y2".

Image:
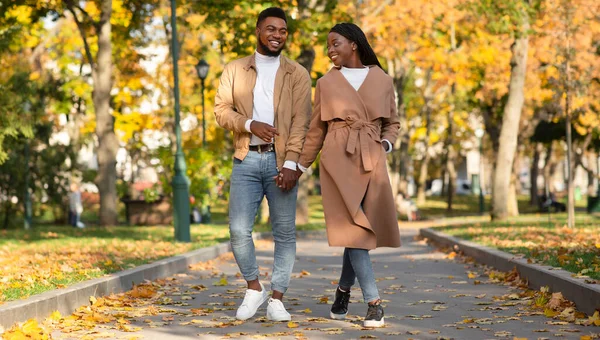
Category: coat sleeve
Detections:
[
  {"x1": 214, "y1": 63, "x2": 247, "y2": 133},
  {"x1": 284, "y1": 68, "x2": 312, "y2": 163},
  {"x1": 298, "y1": 80, "x2": 327, "y2": 169},
  {"x1": 380, "y1": 83, "x2": 401, "y2": 145}
]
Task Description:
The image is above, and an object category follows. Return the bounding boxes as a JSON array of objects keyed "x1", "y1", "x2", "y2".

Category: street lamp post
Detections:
[
  {"x1": 194, "y1": 59, "x2": 211, "y2": 223},
  {"x1": 23, "y1": 101, "x2": 32, "y2": 229},
  {"x1": 475, "y1": 128, "x2": 485, "y2": 215},
  {"x1": 195, "y1": 59, "x2": 209, "y2": 148},
  {"x1": 170, "y1": 0, "x2": 191, "y2": 242}
]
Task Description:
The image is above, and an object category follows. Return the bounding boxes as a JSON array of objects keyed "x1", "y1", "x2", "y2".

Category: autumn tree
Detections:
[
  {"x1": 2, "y1": 1, "x2": 162, "y2": 226},
  {"x1": 465, "y1": 0, "x2": 542, "y2": 220}
]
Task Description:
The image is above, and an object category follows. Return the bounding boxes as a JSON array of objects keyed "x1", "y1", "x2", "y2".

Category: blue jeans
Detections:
[
  {"x1": 229, "y1": 151, "x2": 298, "y2": 293},
  {"x1": 338, "y1": 248, "x2": 380, "y2": 303}
]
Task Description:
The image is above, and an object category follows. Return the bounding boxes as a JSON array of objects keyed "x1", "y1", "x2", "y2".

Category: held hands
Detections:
[
  {"x1": 273, "y1": 167, "x2": 298, "y2": 192},
  {"x1": 250, "y1": 121, "x2": 279, "y2": 143}
]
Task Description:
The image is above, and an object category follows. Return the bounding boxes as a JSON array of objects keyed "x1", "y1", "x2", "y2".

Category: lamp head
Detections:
[{"x1": 195, "y1": 59, "x2": 209, "y2": 80}]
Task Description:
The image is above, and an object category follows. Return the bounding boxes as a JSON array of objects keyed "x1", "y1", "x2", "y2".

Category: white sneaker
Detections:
[
  {"x1": 236, "y1": 283, "x2": 268, "y2": 321},
  {"x1": 266, "y1": 298, "x2": 291, "y2": 321}
]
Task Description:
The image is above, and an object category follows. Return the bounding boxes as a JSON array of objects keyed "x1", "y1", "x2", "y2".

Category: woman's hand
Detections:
[
  {"x1": 274, "y1": 168, "x2": 298, "y2": 192},
  {"x1": 295, "y1": 168, "x2": 303, "y2": 180}
]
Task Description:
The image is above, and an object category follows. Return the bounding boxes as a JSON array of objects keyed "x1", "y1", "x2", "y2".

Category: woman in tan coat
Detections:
[{"x1": 295, "y1": 23, "x2": 401, "y2": 328}]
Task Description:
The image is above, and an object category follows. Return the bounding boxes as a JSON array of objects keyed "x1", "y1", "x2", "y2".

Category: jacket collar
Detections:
[{"x1": 243, "y1": 52, "x2": 295, "y2": 74}]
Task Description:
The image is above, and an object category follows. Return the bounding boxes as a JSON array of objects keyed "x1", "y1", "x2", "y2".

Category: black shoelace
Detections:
[{"x1": 366, "y1": 304, "x2": 382, "y2": 319}]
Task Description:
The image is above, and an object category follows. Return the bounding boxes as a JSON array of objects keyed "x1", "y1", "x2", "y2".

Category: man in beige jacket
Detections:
[{"x1": 214, "y1": 7, "x2": 311, "y2": 322}]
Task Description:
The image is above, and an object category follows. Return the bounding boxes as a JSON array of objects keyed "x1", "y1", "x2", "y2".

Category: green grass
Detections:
[
  {"x1": 435, "y1": 214, "x2": 600, "y2": 280},
  {"x1": 416, "y1": 194, "x2": 588, "y2": 219},
  {"x1": 0, "y1": 196, "x2": 326, "y2": 303},
  {"x1": 0, "y1": 223, "x2": 231, "y2": 302}
]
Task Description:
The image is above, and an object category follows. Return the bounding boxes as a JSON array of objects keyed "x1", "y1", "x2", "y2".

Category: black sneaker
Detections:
[
  {"x1": 363, "y1": 302, "x2": 384, "y2": 327},
  {"x1": 329, "y1": 287, "x2": 350, "y2": 319}
]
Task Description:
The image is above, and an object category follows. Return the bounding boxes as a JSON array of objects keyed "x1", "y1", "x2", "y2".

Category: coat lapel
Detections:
[{"x1": 331, "y1": 67, "x2": 371, "y2": 120}]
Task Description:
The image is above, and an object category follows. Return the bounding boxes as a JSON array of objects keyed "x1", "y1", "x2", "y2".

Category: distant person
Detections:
[
  {"x1": 68, "y1": 183, "x2": 85, "y2": 228},
  {"x1": 294, "y1": 23, "x2": 401, "y2": 328},
  {"x1": 214, "y1": 7, "x2": 311, "y2": 322},
  {"x1": 398, "y1": 191, "x2": 418, "y2": 221},
  {"x1": 540, "y1": 191, "x2": 566, "y2": 212}
]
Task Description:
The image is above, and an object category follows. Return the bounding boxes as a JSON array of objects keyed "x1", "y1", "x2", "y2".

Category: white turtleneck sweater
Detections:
[{"x1": 243, "y1": 52, "x2": 297, "y2": 171}]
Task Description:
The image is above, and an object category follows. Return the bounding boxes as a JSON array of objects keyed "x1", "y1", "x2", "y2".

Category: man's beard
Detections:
[{"x1": 258, "y1": 39, "x2": 284, "y2": 57}]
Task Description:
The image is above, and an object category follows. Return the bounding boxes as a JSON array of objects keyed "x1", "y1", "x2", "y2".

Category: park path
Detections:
[{"x1": 50, "y1": 227, "x2": 597, "y2": 340}]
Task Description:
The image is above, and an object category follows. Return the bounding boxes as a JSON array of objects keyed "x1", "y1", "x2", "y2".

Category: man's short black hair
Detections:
[{"x1": 256, "y1": 7, "x2": 287, "y2": 27}]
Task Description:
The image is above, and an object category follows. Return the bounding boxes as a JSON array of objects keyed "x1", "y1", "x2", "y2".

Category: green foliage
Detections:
[
  {"x1": 0, "y1": 72, "x2": 37, "y2": 164},
  {"x1": 0, "y1": 123, "x2": 76, "y2": 228},
  {"x1": 464, "y1": 0, "x2": 542, "y2": 37}
]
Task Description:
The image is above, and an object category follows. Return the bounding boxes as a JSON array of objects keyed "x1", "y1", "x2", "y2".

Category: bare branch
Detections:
[{"x1": 66, "y1": 5, "x2": 95, "y2": 71}]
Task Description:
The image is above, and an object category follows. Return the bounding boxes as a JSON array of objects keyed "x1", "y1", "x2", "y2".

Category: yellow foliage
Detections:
[{"x1": 2, "y1": 319, "x2": 50, "y2": 340}]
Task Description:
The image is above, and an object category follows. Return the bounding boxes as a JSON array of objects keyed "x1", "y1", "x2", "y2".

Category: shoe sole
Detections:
[
  {"x1": 266, "y1": 314, "x2": 291, "y2": 322},
  {"x1": 267, "y1": 305, "x2": 291, "y2": 322},
  {"x1": 236, "y1": 293, "x2": 269, "y2": 321},
  {"x1": 363, "y1": 317, "x2": 385, "y2": 328},
  {"x1": 330, "y1": 311, "x2": 347, "y2": 320}
]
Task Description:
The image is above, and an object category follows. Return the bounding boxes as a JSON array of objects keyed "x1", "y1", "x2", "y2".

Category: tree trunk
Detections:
[
  {"x1": 2, "y1": 196, "x2": 10, "y2": 229},
  {"x1": 94, "y1": 0, "x2": 119, "y2": 226},
  {"x1": 386, "y1": 57, "x2": 409, "y2": 212},
  {"x1": 491, "y1": 33, "x2": 529, "y2": 220},
  {"x1": 508, "y1": 152, "x2": 521, "y2": 216},
  {"x1": 387, "y1": 58, "x2": 410, "y2": 214},
  {"x1": 296, "y1": 46, "x2": 315, "y2": 224},
  {"x1": 440, "y1": 167, "x2": 447, "y2": 197},
  {"x1": 541, "y1": 142, "x2": 554, "y2": 195},
  {"x1": 398, "y1": 136, "x2": 410, "y2": 196},
  {"x1": 446, "y1": 147, "x2": 457, "y2": 212},
  {"x1": 530, "y1": 142, "x2": 542, "y2": 206},
  {"x1": 417, "y1": 103, "x2": 432, "y2": 204},
  {"x1": 417, "y1": 157, "x2": 430, "y2": 204},
  {"x1": 295, "y1": 170, "x2": 311, "y2": 225},
  {"x1": 445, "y1": 104, "x2": 457, "y2": 211},
  {"x1": 294, "y1": 46, "x2": 315, "y2": 225},
  {"x1": 586, "y1": 151, "x2": 596, "y2": 196},
  {"x1": 445, "y1": 23, "x2": 458, "y2": 210}
]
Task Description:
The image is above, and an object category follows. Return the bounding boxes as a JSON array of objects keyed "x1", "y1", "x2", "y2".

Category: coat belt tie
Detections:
[{"x1": 330, "y1": 118, "x2": 381, "y2": 172}]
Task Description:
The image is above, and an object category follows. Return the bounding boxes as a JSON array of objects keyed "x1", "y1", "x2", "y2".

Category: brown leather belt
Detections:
[{"x1": 248, "y1": 143, "x2": 275, "y2": 153}]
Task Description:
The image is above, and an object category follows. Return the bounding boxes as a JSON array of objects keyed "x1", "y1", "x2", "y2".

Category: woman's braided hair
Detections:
[{"x1": 330, "y1": 23, "x2": 382, "y2": 69}]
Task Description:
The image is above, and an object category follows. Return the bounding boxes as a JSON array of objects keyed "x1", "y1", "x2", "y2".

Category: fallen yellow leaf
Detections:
[
  {"x1": 213, "y1": 276, "x2": 228, "y2": 286},
  {"x1": 48, "y1": 310, "x2": 62, "y2": 321},
  {"x1": 287, "y1": 321, "x2": 299, "y2": 328},
  {"x1": 544, "y1": 308, "x2": 559, "y2": 317}
]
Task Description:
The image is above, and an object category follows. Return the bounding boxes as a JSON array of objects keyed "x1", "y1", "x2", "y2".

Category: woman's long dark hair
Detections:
[{"x1": 330, "y1": 23, "x2": 382, "y2": 69}]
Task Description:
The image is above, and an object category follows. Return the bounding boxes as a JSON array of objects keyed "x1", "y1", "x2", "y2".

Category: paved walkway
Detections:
[{"x1": 51, "y1": 228, "x2": 597, "y2": 340}]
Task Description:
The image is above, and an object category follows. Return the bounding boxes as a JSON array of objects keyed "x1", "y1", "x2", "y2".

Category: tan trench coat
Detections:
[{"x1": 298, "y1": 66, "x2": 401, "y2": 250}]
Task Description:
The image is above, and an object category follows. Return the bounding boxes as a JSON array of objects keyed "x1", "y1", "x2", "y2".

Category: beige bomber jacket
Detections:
[{"x1": 214, "y1": 53, "x2": 312, "y2": 170}]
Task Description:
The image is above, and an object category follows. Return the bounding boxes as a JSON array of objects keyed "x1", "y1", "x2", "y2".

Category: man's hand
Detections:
[
  {"x1": 250, "y1": 121, "x2": 279, "y2": 143},
  {"x1": 274, "y1": 168, "x2": 297, "y2": 192}
]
